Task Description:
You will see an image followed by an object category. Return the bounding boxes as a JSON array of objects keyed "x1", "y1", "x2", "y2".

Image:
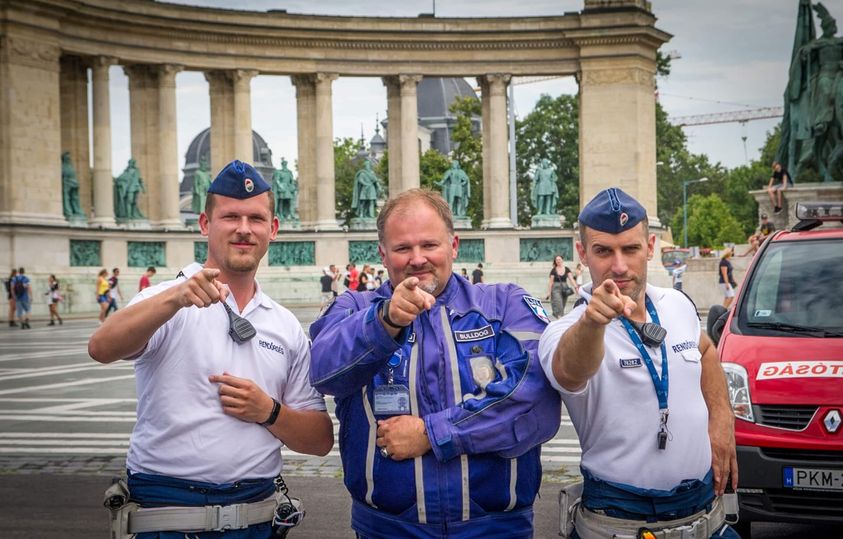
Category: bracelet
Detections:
[
  {"x1": 259, "y1": 398, "x2": 281, "y2": 427},
  {"x1": 380, "y1": 299, "x2": 407, "y2": 329}
]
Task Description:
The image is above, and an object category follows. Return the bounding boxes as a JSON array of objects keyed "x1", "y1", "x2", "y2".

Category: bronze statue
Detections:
[
  {"x1": 352, "y1": 160, "x2": 382, "y2": 219},
  {"x1": 61, "y1": 152, "x2": 85, "y2": 219},
  {"x1": 437, "y1": 160, "x2": 471, "y2": 218},
  {"x1": 778, "y1": 1, "x2": 843, "y2": 182},
  {"x1": 272, "y1": 158, "x2": 299, "y2": 221},
  {"x1": 114, "y1": 158, "x2": 145, "y2": 220},
  {"x1": 192, "y1": 157, "x2": 212, "y2": 216},
  {"x1": 530, "y1": 158, "x2": 559, "y2": 215}
]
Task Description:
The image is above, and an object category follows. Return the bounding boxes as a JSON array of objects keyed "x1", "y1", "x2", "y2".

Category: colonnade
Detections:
[{"x1": 65, "y1": 62, "x2": 517, "y2": 231}]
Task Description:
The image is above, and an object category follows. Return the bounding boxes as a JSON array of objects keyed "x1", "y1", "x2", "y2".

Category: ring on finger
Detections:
[{"x1": 379, "y1": 447, "x2": 390, "y2": 459}]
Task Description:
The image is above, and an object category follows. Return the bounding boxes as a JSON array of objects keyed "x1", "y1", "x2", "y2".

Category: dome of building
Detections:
[
  {"x1": 180, "y1": 128, "x2": 275, "y2": 200},
  {"x1": 416, "y1": 77, "x2": 481, "y2": 155}
]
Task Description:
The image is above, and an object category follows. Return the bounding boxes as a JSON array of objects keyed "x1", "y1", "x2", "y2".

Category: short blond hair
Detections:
[{"x1": 376, "y1": 188, "x2": 454, "y2": 244}]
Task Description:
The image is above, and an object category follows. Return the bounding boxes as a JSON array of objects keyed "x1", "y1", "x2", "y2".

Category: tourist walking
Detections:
[
  {"x1": 96, "y1": 269, "x2": 110, "y2": 323},
  {"x1": 138, "y1": 266, "x2": 156, "y2": 292},
  {"x1": 5, "y1": 268, "x2": 17, "y2": 327},
  {"x1": 11, "y1": 267, "x2": 32, "y2": 329},
  {"x1": 547, "y1": 255, "x2": 577, "y2": 318},
  {"x1": 46, "y1": 274, "x2": 63, "y2": 326},
  {"x1": 719, "y1": 248, "x2": 737, "y2": 308}
]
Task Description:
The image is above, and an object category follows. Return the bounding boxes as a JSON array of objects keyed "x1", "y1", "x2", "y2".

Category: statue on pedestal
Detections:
[
  {"x1": 60, "y1": 152, "x2": 85, "y2": 220},
  {"x1": 777, "y1": 1, "x2": 843, "y2": 182},
  {"x1": 530, "y1": 158, "x2": 559, "y2": 215},
  {"x1": 437, "y1": 160, "x2": 470, "y2": 218},
  {"x1": 192, "y1": 157, "x2": 212, "y2": 216},
  {"x1": 272, "y1": 158, "x2": 299, "y2": 222},
  {"x1": 114, "y1": 158, "x2": 146, "y2": 220},
  {"x1": 352, "y1": 160, "x2": 382, "y2": 219}
]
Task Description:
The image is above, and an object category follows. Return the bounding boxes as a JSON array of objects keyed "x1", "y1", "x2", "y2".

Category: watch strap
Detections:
[
  {"x1": 259, "y1": 398, "x2": 281, "y2": 427},
  {"x1": 380, "y1": 299, "x2": 407, "y2": 329}
]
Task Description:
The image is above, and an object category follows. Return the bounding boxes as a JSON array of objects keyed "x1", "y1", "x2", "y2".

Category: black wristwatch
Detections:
[
  {"x1": 259, "y1": 398, "x2": 281, "y2": 427},
  {"x1": 380, "y1": 299, "x2": 407, "y2": 329}
]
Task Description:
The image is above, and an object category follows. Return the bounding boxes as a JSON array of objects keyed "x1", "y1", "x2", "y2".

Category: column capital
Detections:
[
  {"x1": 203, "y1": 70, "x2": 230, "y2": 85},
  {"x1": 398, "y1": 74, "x2": 422, "y2": 92},
  {"x1": 315, "y1": 72, "x2": 339, "y2": 85},
  {"x1": 291, "y1": 73, "x2": 316, "y2": 87},
  {"x1": 157, "y1": 64, "x2": 183, "y2": 87},
  {"x1": 578, "y1": 66, "x2": 654, "y2": 89},
  {"x1": 483, "y1": 73, "x2": 511, "y2": 93},
  {"x1": 382, "y1": 75, "x2": 400, "y2": 94},
  {"x1": 91, "y1": 55, "x2": 118, "y2": 69}
]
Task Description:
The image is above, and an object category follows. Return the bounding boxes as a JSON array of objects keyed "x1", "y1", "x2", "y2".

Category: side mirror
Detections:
[{"x1": 707, "y1": 304, "x2": 729, "y2": 347}]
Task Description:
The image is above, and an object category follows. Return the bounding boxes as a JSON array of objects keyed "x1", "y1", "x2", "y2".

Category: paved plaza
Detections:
[{"x1": 0, "y1": 311, "x2": 835, "y2": 538}]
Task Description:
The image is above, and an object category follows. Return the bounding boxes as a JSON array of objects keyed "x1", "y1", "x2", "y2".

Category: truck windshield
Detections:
[{"x1": 737, "y1": 239, "x2": 843, "y2": 336}]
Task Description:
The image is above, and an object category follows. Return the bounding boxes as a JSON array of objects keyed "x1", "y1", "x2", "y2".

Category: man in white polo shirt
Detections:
[
  {"x1": 538, "y1": 188, "x2": 739, "y2": 539},
  {"x1": 89, "y1": 160, "x2": 333, "y2": 538}
]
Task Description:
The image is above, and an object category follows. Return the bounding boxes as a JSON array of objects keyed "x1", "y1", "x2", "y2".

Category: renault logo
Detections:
[{"x1": 824, "y1": 410, "x2": 841, "y2": 434}]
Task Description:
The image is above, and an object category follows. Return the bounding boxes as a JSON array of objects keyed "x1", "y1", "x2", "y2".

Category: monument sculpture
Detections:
[
  {"x1": 191, "y1": 157, "x2": 212, "y2": 217},
  {"x1": 114, "y1": 158, "x2": 146, "y2": 221},
  {"x1": 531, "y1": 158, "x2": 559, "y2": 214},
  {"x1": 437, "y1": 160, "x2": 471, "y2": 223},
  {"x1": 61, "y1": 152, "x2": 86, "y2": 222},
  {"x1": 272, "y1": 158, "x2": 300, "y2": 223},
  {"x1": 777, "y1": 0, "x2": 843, "y2": 182},
  {"x1": 351, "y1": 160, "x2": 382, "y2": 221}
]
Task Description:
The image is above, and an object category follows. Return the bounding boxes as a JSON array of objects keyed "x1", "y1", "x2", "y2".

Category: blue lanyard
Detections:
[{"x1": 619, "y1": 296, "x2": 668, "y2": 411}]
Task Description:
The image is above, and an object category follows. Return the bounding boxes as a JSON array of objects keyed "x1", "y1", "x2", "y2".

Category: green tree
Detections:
[
  {"x1": 448, "y1": 96, "x2": 484, "y2": 227},
  {"x1": 514, "y1": 94, "x2": 579, "y2": 226},
  {"x1": 672, "y1": 193, "x2": 745, "y2": 248},
  {"x1": 419, "y1": 148, "x2": 451, "y2": 191},
  {"x1": 334, "y1": 137, "x2": 364, "y2": 226}
]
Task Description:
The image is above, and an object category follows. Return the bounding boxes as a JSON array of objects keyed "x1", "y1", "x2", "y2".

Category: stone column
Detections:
[
  {"x1": 60, "y1": 55, "x2": 91, "y2": 216},
  {"x1": 233, "y1": 70, "x2": 258, "y2": 163},
  {"x1": 477, "y1": 76, "x2": 492, "y2": 228},
  {"x1": 314, "y1": 73, "x2": 339, "y2": 231},
  {"x1": 578, "y1": 59, "x2": 659, "y2": 226},
  {"x1": 399, "y1": 75, "x2": 422, "y2": 192},
  {"x1": 291, "y1": 74, "x2": 316, "y2": 227},
  {"x1": 90, "y1": 56, "x2": 117, "y2": 226},
  {"x1": 204, "y1": 71, "x2": 235, "y2": 176},
  {"x1": 157, "y1": 64, "x2": 183, "y2": 228},
  {"x1": 124, "y1": 64, "x2": 160, "y2": 222},
  {"x1": 483, "y1": 74, "x2": 512, "y2": 229},
  {"x1": 382, "y1": 76, "x2": 402, "y2": 197}
]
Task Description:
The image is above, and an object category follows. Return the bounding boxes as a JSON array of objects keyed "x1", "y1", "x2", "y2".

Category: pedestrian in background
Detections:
[
  {"x1": 471, "y1": 262, "x2": 484, "y2": 283},
  {"x1": 105, "y1": 267, "x2": 121, "y2": 317},
  {"x1": 138, "y1": 266, "x2": 156, "y2": 292},
  {"x1": 96, "y1": 269, "x2": 110, "y2": 324},
  {"x1": 672, "y1": 259, "x2": 687, "y2": 291},
  {"x1": 46, "y1": 274, "x2": 63, "y2": 326},
  {"x1": 11, "y1": 267, "x2": 32, "y2": 329},
  {"x1": 719, "y1": 248, "x2": 737, "y2": 308},
  {"x1": 320, "y1": 266, "x2": 335, "y2": 309},
  {"x1": 547, "y1": 255, "x2": 576, "y2": 319},
  {"x1": 5, "y1": 268, "x2": 17, "y2": 327}
]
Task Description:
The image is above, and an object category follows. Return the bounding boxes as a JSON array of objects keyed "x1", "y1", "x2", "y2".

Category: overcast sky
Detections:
[{"x1": 102, "y1": 1, "x2": 838, "y2": 177}]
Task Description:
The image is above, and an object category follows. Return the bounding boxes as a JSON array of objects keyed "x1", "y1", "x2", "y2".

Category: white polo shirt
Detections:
[
  {"x1": 538, "y1": 284, "x2": 711, "y2": 491},
  {"x1": 125, "y1": 263, "x2": 326, "y2": 484}
]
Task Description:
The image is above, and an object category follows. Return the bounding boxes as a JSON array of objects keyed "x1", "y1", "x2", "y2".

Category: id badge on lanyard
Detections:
[
  {"x1": 619, "y1": 296, "x2": 670, "y2": 450},
  {"x1": 373, "y1": 351, "x2": 411, "y2": 416}
]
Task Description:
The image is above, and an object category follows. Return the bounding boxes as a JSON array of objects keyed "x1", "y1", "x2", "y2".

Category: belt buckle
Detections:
[{"x1": 209, "y1": 504, "x2": 246, "y2": 531}]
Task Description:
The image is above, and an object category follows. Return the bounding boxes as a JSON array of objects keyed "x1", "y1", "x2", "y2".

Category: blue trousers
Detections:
[{"x1": 127, "y1": 471, "x2": 276, "y2": 539}]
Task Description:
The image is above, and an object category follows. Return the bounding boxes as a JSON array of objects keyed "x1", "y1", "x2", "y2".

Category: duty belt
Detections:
[
  {"x1": 127, "y1": 494, "x2": 278, "y2": 533},
  {"x1": 574, "y1": 496, "x2": 725, "y2": 539}
]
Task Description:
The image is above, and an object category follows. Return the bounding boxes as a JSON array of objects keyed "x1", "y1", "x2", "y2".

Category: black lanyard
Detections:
[{"x1": 619, "y1": 296, "x2": 670, "y2": 449}]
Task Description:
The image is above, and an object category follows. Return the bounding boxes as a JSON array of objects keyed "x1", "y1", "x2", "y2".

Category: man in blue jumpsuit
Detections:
[{"x1": 310, "y1": 189, "x2": 561, "y2": 538}]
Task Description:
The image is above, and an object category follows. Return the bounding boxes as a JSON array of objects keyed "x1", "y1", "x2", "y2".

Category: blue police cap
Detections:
[
  {"x1": 578, "y1": 187, "x2": 647, "y2": 234},
  {"x1": 207, "y1": 160, "x2": 270, "y2": 199}
]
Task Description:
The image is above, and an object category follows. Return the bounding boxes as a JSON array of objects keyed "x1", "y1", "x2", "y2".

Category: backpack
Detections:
[{"x1": 13, "y1": 277, "x2": 25, "y2": 298}]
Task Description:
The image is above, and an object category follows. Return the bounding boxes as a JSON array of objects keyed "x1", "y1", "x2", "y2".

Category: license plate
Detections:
[{"x1": 783, "y1": 467, "x2": 843, "y2": 491}]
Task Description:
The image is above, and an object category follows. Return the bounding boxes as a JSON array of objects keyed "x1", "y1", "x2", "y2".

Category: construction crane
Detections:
[{"x1": 669, "y1": 107, "x2": 784, "y2": 127}]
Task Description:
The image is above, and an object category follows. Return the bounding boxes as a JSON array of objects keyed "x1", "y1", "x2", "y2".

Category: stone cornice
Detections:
[{"x1": 2, "y1": 0, "x2": 669, "y2": 75}]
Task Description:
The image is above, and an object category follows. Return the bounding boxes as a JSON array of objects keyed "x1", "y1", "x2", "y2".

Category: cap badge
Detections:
[
  {"x1": 244, "y1": 178, "x2": 254, "y2": 193},
  {"x1": 619, "y1": 212, "x2": 629, "y2": 226}
]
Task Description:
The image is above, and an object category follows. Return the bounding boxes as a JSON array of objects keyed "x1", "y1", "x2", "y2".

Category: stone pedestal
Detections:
[
  {"x1": 751, "y1": 183, "x2": 843, "y2": 231},
  {"x1": 531, "y1": 214, "x2": 563, "y2": 229},
  {"x1": 116, "y1": 219, "x2": 152, "y2": 230},
  {"x1": 350, "y1": 217, "x2": 377, "y2": 231},
  {"x1": 66, "y1": 216, "x2": 88, "y2": 227},
  {"x1": 278, "y1": 220, "x2": 302, "y2": 231},
  {"x1": 453, "y1": 217, "x2": 472, "y2": 230}
]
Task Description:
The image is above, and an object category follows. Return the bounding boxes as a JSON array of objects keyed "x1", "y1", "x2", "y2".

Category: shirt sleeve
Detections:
[
  {"x1": 424, "y1": 285, "x2": 562, "y2": 461},
  {"x1": 538, "y1": 304, "x2": 589, "y2": 395},
  {"x1": 309, "y1": 291, "x2": 407, "y2": 399},
  {"x1": 281, "y1": 324, "x2": 327, "y2": 411}
]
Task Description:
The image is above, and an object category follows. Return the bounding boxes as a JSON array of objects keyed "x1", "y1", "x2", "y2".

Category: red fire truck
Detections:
[{"x1": 707, "y1": 203, "x2": 843, "y2": 537}]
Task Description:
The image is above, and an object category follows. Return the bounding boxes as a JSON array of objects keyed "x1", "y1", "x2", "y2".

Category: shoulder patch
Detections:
[{"x1": 522, "y1": 296, "x2": 550, "y2": 324}]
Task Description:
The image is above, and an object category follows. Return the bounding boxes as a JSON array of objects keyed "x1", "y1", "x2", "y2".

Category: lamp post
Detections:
[{"x1": 683, "y1": 177, "x2": 709, "y2": 248}]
